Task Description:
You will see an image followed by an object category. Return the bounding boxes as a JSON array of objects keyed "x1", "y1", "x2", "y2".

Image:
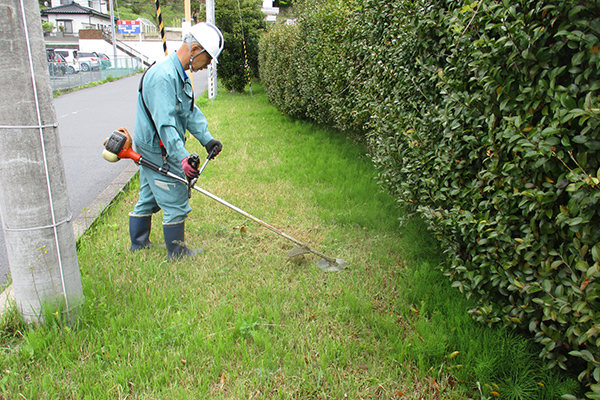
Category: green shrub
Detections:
[
  {"x1": 42, "y1": 21, "x2": 55, "y2": 33},
  {"x1": 260, "y1": 0, "x2": 366, "y2": 129},
  {"x1": 259, "y1": 22, "x2": 306, "y2": 117},
  {"x1": 398, "y1": 1, "x2": 600, "y2": 392},
  {"x1": 259, "y1": 0, "x2": 600, "y2": 395}
]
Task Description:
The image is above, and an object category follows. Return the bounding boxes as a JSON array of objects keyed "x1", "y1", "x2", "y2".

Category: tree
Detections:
[
  {"x1": 42, "y1": 21, "x2": 55, "y2": 33},
  {"x1": 215, "y1": 0, "x2": 266, "y2": 92}
]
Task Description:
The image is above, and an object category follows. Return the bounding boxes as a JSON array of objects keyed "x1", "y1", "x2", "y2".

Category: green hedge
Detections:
[{"x1": 259, "y1": 0, "x2": 600, "y2": 396}]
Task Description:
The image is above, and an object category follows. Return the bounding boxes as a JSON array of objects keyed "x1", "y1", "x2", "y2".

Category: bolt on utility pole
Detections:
[
  {"x1": 206, "y1": 0, "x2": 218, "y2": 99},
  {"x1": 0, "y1": 0, "x2": 84, "y2": 323}
]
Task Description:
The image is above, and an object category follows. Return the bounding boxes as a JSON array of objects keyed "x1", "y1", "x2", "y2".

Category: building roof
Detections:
[{"x1": 41, "y1": 3, "x2": 110, "y2": 20}]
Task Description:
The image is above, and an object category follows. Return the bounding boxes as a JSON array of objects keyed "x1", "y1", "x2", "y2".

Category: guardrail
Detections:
[
  {"x1": 48, "y1": 56, "x2": 143, "y2": 92},
  {"x1": 102, "y1": 29, "x2": 151, "y2": 67},
  {"x1": 115, "y1": 42, "x2": 151, "y2": 67}
]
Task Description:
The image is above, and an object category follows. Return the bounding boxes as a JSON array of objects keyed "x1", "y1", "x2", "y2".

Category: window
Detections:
[{"x1": 57, "y1": 20, "x2": 73, "y2": 34}]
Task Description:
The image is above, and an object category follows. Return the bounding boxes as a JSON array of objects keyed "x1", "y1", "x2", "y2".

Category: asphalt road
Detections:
[{"x1": 0, "y1": 68, "x2": 209, "y2": 286}]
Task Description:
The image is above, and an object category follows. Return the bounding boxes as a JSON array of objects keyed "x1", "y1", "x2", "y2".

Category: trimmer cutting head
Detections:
[
  {"x1": 316, "y1": 258, "x2": 347, "y2": 272},
  {"x1": 288, "y1": 246, "x2": 347, "y2": 272}
]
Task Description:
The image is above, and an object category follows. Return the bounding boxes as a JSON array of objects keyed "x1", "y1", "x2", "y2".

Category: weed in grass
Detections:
[
  {"x1": 0, "y1": 301, "x2": 27, "y2": 349},
  {"x1": 497, "y1": 370, "x2": 539, "y2": 400}
]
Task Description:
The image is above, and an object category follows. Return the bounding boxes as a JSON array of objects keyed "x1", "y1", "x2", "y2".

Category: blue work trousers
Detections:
[{"x1": 132, "y1": 150, "x2": 191, "y2": 224}]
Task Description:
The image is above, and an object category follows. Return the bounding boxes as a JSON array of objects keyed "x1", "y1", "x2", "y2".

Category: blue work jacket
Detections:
[{"x1": 134, "y1": 52, "x2": 214, "y2": 163}]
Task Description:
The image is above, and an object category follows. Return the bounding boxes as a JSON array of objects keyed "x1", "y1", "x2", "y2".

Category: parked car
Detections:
[
  {"x1": 46, "y1": 48, "x2": 55, "y2": 63},
  {"x1": 77, "y1": 51, "x2": 101, "y2": 72},
  {"x1": 65, "y1": 58, "x2": 80, "y2": 74},
  {"x1": 97, "y1": 53, "x2": 111, "y2": 69},
  {"x1": 53, "y1": 48, "x2": 80, "y2": 74},
  {"x1": 68, "y1": 59, "x2": 81, "y2": 74},
  {"x1": 46, "y1": 49, "x2": 67, "y2": 76}
]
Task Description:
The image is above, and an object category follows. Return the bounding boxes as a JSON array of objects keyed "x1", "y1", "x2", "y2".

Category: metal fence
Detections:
[{"x1": 48, "y1": 56, "x2": 143, "y2": 92}]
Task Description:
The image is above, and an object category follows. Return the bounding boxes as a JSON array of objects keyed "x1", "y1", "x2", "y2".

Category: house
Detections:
[
  {"x1": 40, "y1": 0, "x2": 164, "y2": 65},
  {"x1": 41, "y1": 0, "x2": 113, "y2": 37},
  {"x1": 261, "y1": 0, "x2": 279, "y2": 22}
]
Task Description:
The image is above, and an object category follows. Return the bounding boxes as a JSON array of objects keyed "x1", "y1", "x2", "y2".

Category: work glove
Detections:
[
  {"x1": 205, "y1": 139, "x2": 222, "y2": 159},
  {"x1": 181, "y1": 156, "x2": 199, "y2": 179}
]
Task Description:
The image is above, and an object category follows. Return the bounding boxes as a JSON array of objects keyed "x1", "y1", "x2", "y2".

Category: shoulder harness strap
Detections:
[{"x1": 139, "y1": 62, "x2": 169, "y2": 168}]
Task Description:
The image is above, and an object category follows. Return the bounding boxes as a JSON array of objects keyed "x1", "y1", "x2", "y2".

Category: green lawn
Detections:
[{"x1": 0, "y1": 83, "x2": 580, "y2": 399}]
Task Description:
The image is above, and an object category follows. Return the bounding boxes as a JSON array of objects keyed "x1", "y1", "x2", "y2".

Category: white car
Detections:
[
  {"x1": 53, "y1": 48, "x2": 80, "y2": 74},
  {"x1": 65, "y1": 59, "x2": 81, "y2": 74},
  {"x1": 77, "y1": 51, "x2": 101, "y2": 72}
]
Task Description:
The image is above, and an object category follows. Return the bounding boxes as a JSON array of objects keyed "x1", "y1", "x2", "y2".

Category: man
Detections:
[{"x1": 129, "y1": 22, "x2": 224, "y2": 259}]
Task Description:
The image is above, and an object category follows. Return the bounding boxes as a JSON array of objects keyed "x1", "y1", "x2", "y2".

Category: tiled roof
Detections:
[{"x1": 41, "y1": 3, "x2": 110, "y2": 19}]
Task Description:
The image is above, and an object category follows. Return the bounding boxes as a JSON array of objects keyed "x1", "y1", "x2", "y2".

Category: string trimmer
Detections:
[{"x1": 103, "y1": 128, "x2": 347, "y2": 271}]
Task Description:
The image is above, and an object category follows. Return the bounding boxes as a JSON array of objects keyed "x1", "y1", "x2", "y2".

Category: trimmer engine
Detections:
[
  {"x1": 102, "y1": 128, "x2": 136, "y2": 162},
  {"x1": 104, "y1": 131, "x2": 127, "y2": 155}
]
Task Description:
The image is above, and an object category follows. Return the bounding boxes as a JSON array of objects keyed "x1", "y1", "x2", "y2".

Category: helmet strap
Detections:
[{"x1": 189, "y1": 47, "x2": 206, "y2": 72}]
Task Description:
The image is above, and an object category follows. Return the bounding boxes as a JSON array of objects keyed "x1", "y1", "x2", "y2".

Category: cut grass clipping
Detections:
[{"x1": 0, "y1": 83, "x2": 581, "y2": 399}]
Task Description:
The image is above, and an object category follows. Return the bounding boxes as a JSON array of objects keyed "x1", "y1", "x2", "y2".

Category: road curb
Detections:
[
  {"x1": 71, "y1": 163, "x2": 138, "y2": 239},
  {"x1": 0, "y1": 163, "x2": 138, "y2": 315}
]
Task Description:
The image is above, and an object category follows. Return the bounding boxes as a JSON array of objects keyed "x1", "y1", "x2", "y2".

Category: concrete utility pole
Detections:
[
  {"x1": 0, "y1": 0, "x2": 83, "y2": 323},
  {"x1": 109, "y1": 0, "x2": 117, "y2": 61},
  {"x1": 184, "y1": 0, "x2": 192, "y2": 30},
  {"x1": 206, "y1": 0, "x2": 218, "y2": 99},
  {"x1": 183, "y1": 0, "x2": 193, "y2": 87}
]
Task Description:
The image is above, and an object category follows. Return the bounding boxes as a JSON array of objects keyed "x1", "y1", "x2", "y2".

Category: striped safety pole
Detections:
[
  {"x1": 242, "y1": 38, "x2": 253, "y2": 96},
  {"x1": 237, "y1": 0, "x2": 252, "y2": 96},
  {"x1": 155, "y1": 0, "x2": 168, "y2": 56},
  {"x1": 209, "y1": 64, "x2": 215, "y2": 102}
]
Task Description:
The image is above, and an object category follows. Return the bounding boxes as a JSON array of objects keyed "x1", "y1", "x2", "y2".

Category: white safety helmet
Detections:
[{"x1": 186, "y1": 22, "x2": 224, "y2": 64}]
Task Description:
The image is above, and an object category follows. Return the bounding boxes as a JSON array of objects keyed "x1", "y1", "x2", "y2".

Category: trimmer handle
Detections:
[
  {"x1": 206, "y1": 148, "x2": 216, "y2": 160},
  {"x1": 186, "y1": 153, "x2": 200, "y2": 199},
  {"x1": 187, "y1": 153, "x2": 200, "y2": 171}
]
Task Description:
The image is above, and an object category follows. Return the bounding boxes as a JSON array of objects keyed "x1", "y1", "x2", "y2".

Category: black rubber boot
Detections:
[
  {"x1": 129, "y1": 214, "x2": 153, "y2": 251},
  {"x1": 163, "y1": 220, "x2": 202, "y2": 260}
]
